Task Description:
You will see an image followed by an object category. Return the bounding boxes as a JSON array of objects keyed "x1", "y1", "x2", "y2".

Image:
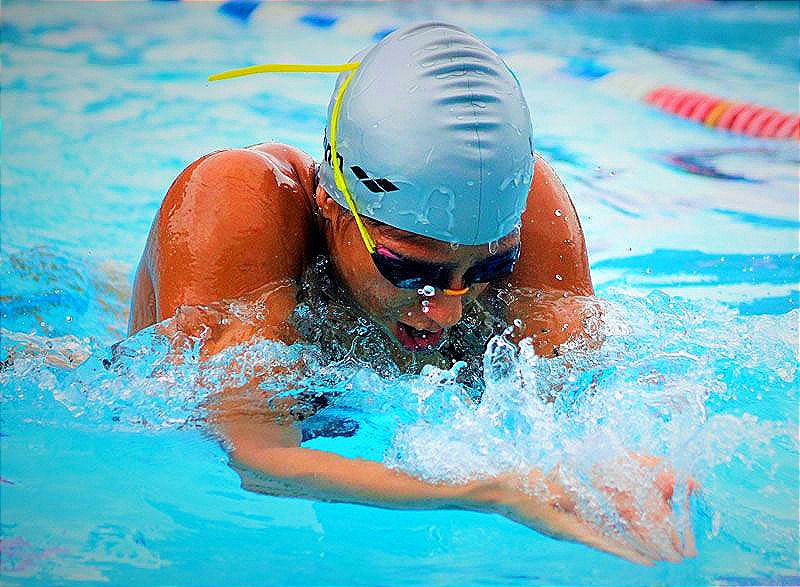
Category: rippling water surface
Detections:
[{"x1": 2, "y1": 1, "x2": 798, "y2": 585}]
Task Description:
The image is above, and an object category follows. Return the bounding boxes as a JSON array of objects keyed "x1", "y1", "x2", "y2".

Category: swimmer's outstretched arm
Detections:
[{"x1": 208, "y1": 391, "x2": 665, "y2": 565}]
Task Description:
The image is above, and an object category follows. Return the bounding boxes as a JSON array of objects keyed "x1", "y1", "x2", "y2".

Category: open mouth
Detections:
[{"x1": 393, "y1": 321, "x2": 444, "y2": 351}]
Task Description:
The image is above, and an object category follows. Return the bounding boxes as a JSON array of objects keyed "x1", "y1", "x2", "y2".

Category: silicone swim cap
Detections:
[{"x1": 318, "y1": 21, "x2": 535, "y2": 246}]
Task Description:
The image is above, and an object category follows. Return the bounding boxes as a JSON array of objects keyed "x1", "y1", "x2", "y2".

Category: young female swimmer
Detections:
[{"x1": 129, "y1": 22, "x2": 696, "y2": 564}]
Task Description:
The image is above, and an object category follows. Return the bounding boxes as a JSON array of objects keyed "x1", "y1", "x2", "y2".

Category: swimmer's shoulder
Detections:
[
  {"x1": 145, "y1": 143, "x2": 319, "y2": 318},
  {"x1": 525, "y1": 154, "x2": 585, "y2": 234},
  {"x1": 513, "y1": 153, "x2": 593, "y2": 295},
  {"x1": 159, "y1": 142, "x2": 317, "y2": 223},
  {"x1": 158, "y1": 143, "x2": 317, "y2": 247},
  {"x1": 246, "y1": 142, "x2": 318, "y2": 211}
]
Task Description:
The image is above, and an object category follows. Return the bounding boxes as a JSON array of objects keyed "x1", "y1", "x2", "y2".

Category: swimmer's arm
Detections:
[
  {"x1": 208, "y1": 393, "x2": 653, "y2": 564},
  {"x1": 501, "y1": 156, "x2": 598, "y2": 355},
  {"x1": 210, "y1": 391, "x2": 474, "y2": 509}
]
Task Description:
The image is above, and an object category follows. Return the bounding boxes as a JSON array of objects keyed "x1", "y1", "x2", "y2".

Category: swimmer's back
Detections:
[{"x1": 128, "y1": 143, "x2": 318, "y2": 335}]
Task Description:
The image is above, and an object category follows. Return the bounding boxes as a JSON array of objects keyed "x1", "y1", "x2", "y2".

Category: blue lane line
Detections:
[{"x1": 299, "y1": 13, "x2": 337, "y2": 28}]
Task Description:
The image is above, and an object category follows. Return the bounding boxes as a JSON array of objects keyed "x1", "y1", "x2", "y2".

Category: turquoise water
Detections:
[{"x1": 2, "y1": 1, "x2": 798, "y2": 585}]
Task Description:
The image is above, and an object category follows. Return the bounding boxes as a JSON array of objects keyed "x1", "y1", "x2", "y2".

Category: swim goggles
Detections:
[{"x1": 209, "y1": 62, "x2": 519, "y2": 296}]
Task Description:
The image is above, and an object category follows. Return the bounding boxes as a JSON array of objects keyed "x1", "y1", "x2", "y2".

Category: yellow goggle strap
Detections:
[
  {"x1": 207, "y1": 61, "x2": 375, "y2": 254},
  {"x1": 328, "y1": 69, "x2": 376, "y2": 254},
  {"x1": 208, "y1": 62, "x2": 359, "y2": 82}
]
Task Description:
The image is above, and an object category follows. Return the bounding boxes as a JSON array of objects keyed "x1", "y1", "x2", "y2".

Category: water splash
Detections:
[
  {"x1": 382, "y1": 290, "x2": 798, "y2": 569},
  {"x1": 1, "y1": 288, "x2": 797, "y2": 571}
]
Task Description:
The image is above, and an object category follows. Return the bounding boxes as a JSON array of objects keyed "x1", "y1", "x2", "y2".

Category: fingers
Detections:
[
  {"x1": 682, "y1": 479, "x2": 699, "y2": 557},
  {"x1": 609, "y1": 487, "x2": 684, "y2": 563},
  {"x1": 598, "y1": 463, "x2": 692, "y2": 563},
  {"x1": 538, "y1": 507, "x2": 655, "y2": 566},
  {"x1": 519, "y1": 460, "x2": 700, "y2": 566},
  {"x1": 578, "y1": 526, "x2": 655, "y2": 566},
  {"x1": 505, "y1": 480, "x2": 654, "y2": 565},
  {"x1": 668, "y1": 518, "x2": 684, "y2": 557},
  {"x1": 645, "y1": 474, "x2": 699, "y2": 560}
]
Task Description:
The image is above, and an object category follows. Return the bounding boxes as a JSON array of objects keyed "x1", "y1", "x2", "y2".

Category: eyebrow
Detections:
[
  {"x1": 382, "y1": 244, "x2": 520, "y2": 270},
  {"x1": 467, "y1": 245, "x2": 521, "y2": 272},
  {"x1": 381, "y1": 246, "x2": 458, "y2": 270}
]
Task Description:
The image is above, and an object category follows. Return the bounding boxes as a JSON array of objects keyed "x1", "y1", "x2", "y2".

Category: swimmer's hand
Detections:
[{"x1": 471, "y1": 459, "x2": 697, "y2": 565}]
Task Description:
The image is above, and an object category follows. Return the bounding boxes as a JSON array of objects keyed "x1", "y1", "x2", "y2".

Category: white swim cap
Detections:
[{"x1": 318, "y1": 21, "x2": 535, "y2": 245}]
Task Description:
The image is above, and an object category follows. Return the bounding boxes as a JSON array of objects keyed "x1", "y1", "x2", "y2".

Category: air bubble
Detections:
[
  {"x1": 513, "y1": 318, "x2": 523, "y2": 329},
  {"x1": 555, "y1": 274, "x2": 563, "y2": 281},
  {"x1": 497, "y1": 290, "x2": 516, "y2": 305},
  {"x1": 417, "y1": 285, "x2": 436, "y2": 297},
  {"x1": 421, "y1": 299, "x2": 431, "y2": 313},
  {"x1": 65, "y1": 315, "x2": 73, "y2": 323},
  {"x1": 449, "y1": 242, "x2": 460, "y2": 251},
  {"x1": 554, "y1": 209, "x2": 563, "y2": 217},
  {"x1": 488, "y1": 240, "x2": 499, "y2": 254}
]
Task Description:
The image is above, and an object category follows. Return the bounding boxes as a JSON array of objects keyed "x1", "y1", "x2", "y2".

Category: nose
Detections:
[{"x1": 424, "y1": 291, "x2": 464, "y2": 329}]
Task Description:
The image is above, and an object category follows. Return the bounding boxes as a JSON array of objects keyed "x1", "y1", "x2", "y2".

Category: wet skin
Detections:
[
  {"x1": 125, "y1": 144, "x2": 698, "y2": 565},
  {"x1": 129, "y1": 142, "x2": 594, "y2": 356}
]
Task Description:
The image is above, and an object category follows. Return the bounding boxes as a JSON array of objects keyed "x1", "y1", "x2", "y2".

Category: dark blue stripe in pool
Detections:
[
  {"x1": 300, "y1": 13, "x2": 337, "y2": 28},
  {"x1": 219, "y1": 0, "x2": 260, "y2": 22}
]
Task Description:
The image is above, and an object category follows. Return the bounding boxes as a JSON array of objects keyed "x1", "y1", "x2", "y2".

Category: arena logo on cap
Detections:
[
  {"x1": 350, "y1": 166, "x2": 399, "y2": 193},
  {"x1": 324, "y1": 137, "x2": 399, "y2": 194},
  {"x1": 323, "y1": 137, "x2": 344, "y2": 174}
]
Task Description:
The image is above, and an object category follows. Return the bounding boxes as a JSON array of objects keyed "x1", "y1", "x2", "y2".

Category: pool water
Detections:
[{"x1": 2, "y1": 1, "x2": 798, "y2": 585}]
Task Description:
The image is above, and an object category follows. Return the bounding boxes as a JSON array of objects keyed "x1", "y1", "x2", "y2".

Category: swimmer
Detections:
[{"x1": 129, "y1": 22, "x2": 695, "y2": 564}]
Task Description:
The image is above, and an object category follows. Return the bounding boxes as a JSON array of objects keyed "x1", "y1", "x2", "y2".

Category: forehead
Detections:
[{"x1": 365, "y1": 216, "x2": 519, "y2": 262}]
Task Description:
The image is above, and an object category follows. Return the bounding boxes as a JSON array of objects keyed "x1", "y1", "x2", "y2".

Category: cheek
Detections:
[
  {"x1": 361, "y1": 279, "x2": 418, "y2": 319},
  {"x1": 331, "y1": 250, "x2": 414, "y2": 318}
]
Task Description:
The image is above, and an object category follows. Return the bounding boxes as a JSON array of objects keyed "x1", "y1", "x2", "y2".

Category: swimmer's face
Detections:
[{"x1": 316, "y1": 188, "x2": 520, "y2": 352}]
